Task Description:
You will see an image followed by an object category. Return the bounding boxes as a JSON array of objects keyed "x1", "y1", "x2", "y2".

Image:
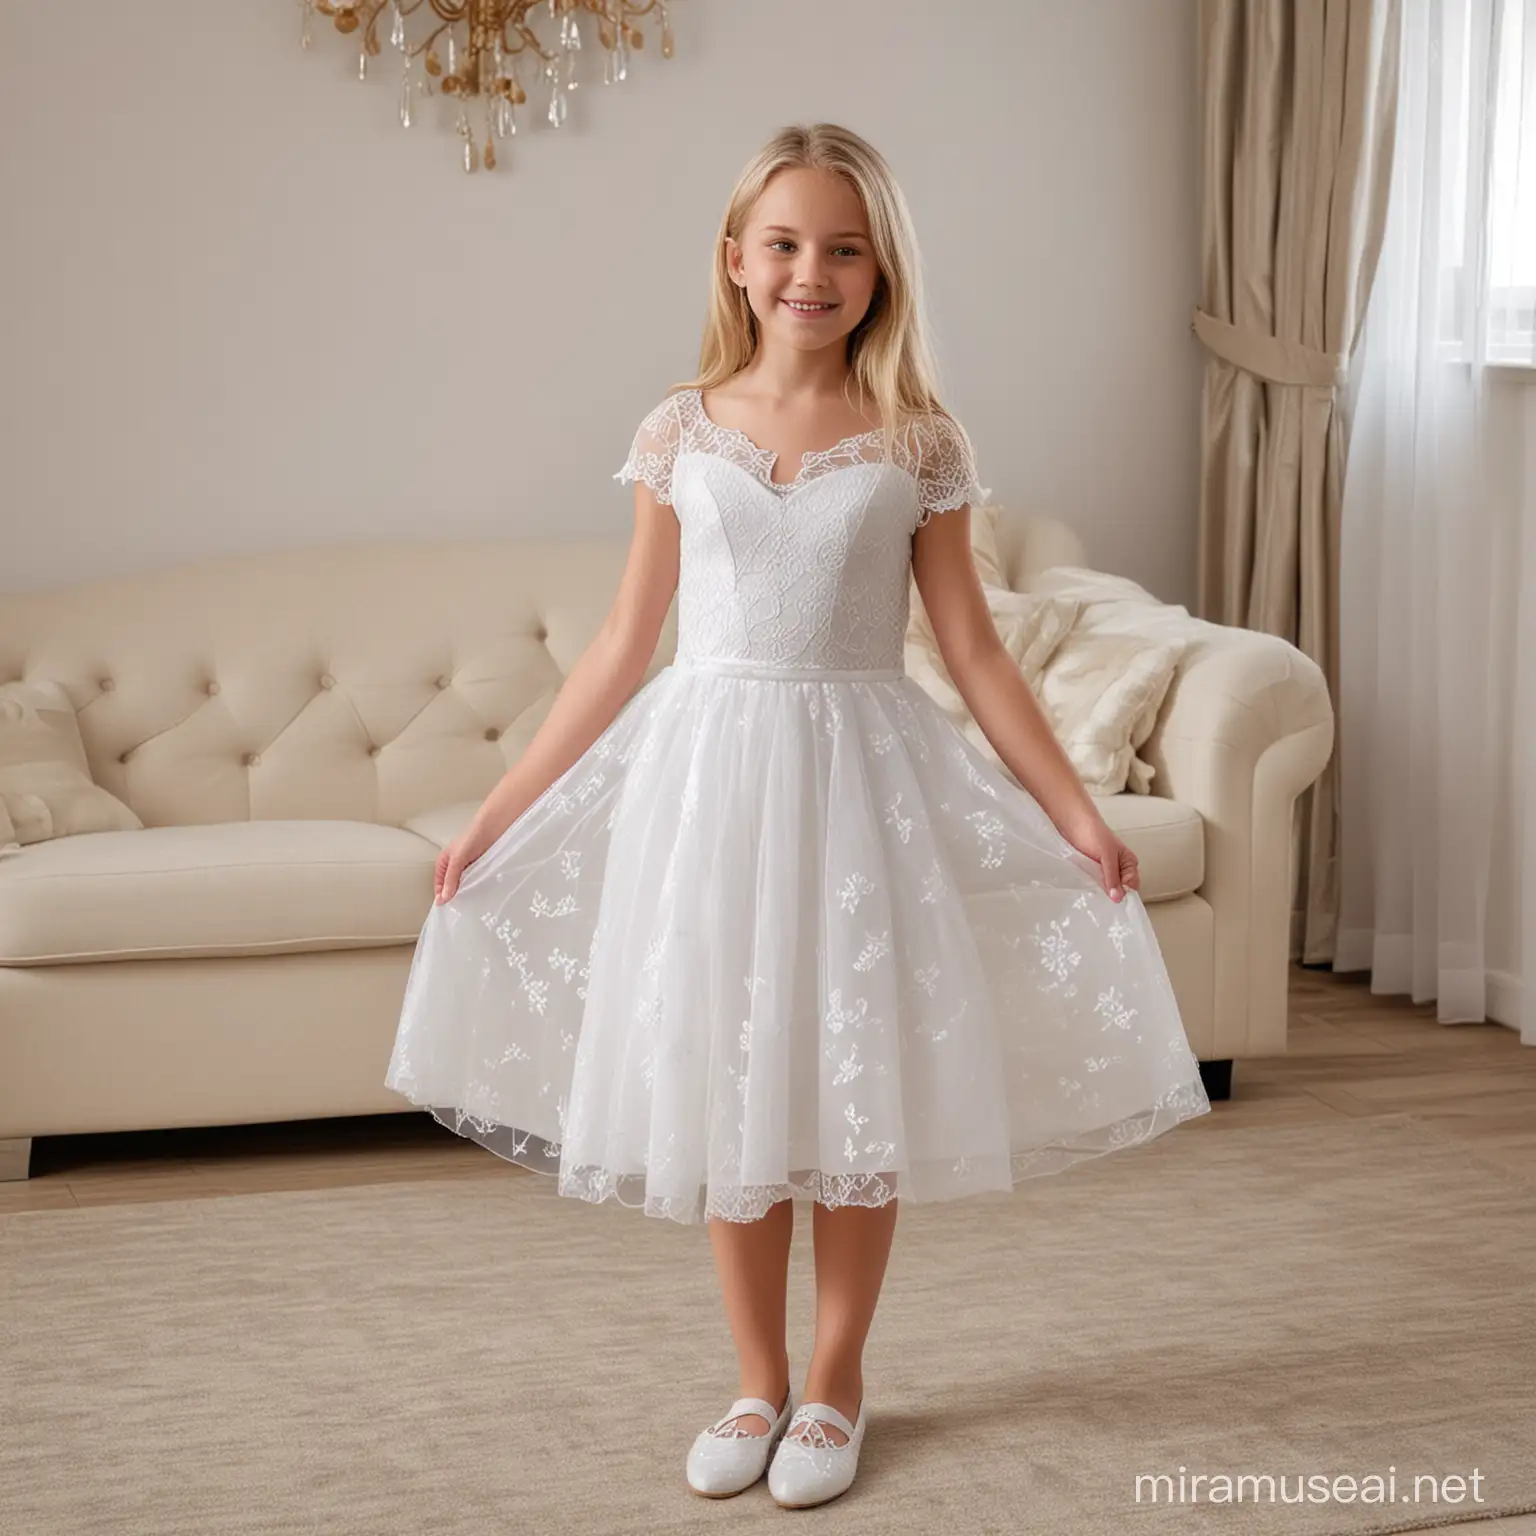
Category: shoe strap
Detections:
[
  {"x1": 712, "y1": 1395, "x2": 787, "y2": 1433},
  {"x1": 790, "y1": 1400, "x2": 857, "y2": 1440}
]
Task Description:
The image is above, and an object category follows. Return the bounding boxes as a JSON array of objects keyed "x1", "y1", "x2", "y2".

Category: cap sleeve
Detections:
[
  {"x1": 613, "y1": 393, "x2": 682, "y2": 506},
  {"x1": 912, "y1": 411, "x2": 985, "y2": 528}
]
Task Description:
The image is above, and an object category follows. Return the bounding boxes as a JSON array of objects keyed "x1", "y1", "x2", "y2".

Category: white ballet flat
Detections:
[
  {"x1": 767, "y1": 1398, "x2": 867, "y2": 1509},
  {"x1": 685, "y1": 1389, "x2": 796, "y2": 1498}
]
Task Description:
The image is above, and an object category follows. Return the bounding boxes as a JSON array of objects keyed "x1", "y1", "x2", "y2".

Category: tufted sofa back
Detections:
[{"x1": 0, "y1": 513, "x2": 1083, "y2": 831}]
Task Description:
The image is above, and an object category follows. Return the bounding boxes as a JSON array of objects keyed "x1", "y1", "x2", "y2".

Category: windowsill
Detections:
[{"x1": 1487, "y1": 362, "x2": 1536, "y2": 384}]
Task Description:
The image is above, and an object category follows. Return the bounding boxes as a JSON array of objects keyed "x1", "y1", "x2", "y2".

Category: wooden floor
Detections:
[{"x1": 4, "y1": 962, "x2": 1533, "y2": 1216}]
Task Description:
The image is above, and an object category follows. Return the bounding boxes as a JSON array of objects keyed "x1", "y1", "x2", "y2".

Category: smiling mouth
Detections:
[{"x1": 782, "y1": 299, "x2": 837, "y2": 314}]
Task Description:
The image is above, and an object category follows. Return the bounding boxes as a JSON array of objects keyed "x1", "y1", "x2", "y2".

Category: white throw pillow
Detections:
[
  {"x1": 1024, "y1": 565, "x2": 1193, "y2": 792},
  {"x1": 1030, "y1": 563, "x2": 1177, "y2": 611},
  {"x1": 906, "y1": 536, "x2": 1188, "y2": 795},
  {"x1": 0, "y1": 678, "x2": 143, "y2": 849},
  {"x1": 905, "y1": 586, "x2": 1082, "y2": 786},
  {"x1": 1035, "y1": 628, "x2": 1186, "y2": 795}
]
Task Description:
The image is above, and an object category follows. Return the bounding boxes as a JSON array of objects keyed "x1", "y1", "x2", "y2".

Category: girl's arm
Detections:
[
  {"x1": 911, "y1": 506, "x2": 1139, "y2": 901},
  {"x1": 460, "y1": 484, "x2": 680, "y2": 852}
]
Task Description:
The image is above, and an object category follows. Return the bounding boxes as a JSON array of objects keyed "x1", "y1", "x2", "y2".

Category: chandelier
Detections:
[{"x1": 298, "y1": 0, "x2": 676, "y2": 173}]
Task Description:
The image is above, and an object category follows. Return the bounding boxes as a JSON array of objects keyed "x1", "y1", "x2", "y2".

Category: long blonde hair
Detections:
[{"x1": 671, "y1": 122, "x2": 971, "y2": 468}]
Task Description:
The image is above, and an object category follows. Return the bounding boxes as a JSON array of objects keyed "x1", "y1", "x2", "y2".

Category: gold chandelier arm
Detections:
[
  {"x1": 507, "y1": 22, "x2": 553, "y2": 63},
  {"x1": 408, "y1": 20, "x2": 457, "y2": 62},
  {"x1": 357, "y1": 0, "x2": 393, "y2": 56}
]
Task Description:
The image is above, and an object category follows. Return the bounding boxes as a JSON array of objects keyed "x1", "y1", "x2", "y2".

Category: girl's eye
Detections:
[{"x1": 767, "y1": 240, "x2": 864, "y2": 257}]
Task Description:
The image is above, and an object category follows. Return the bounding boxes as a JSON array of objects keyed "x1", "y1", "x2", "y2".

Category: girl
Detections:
[{"x1": 385, "y1": 122, "x2": 1211, "y2": 1510}]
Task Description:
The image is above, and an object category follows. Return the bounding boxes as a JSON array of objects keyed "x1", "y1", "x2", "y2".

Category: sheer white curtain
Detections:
[{"x1": 1335, "y1": 0, "x2": 1536, "y2": 1040}]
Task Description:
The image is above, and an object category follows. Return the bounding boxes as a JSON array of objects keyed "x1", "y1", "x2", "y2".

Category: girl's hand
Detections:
[
  {"x1": 1057, "y1": 811, "x2": 1139, "y2": 902},
  {"x1": 435, "y1": 827, "x2": 495, "y2": 905}
]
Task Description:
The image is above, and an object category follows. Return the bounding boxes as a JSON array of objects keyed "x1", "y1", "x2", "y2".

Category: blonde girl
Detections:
[{"x1": 386, "y1": 122, "x2": 1209, "y2": 1510}]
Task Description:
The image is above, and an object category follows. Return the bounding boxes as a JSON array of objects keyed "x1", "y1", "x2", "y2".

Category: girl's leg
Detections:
[
  {"x1": 795, "y1": 1196, "x2": 899, "y2": 1445},
  {"x1": 705, "y1": 1195, "x2": 795, "y2": 1434}
]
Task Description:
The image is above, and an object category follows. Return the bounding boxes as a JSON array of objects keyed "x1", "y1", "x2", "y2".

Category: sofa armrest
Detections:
[{"x1": 1140, "y1": 619, "x2": 1335, "y2": 1060}]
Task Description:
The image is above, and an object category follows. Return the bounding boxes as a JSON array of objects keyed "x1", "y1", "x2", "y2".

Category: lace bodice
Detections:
[{"x1": 613, "y1": 387, "x2": 984, "y2": 672}]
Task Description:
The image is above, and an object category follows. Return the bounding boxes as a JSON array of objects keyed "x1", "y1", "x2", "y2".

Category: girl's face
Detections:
[{"x1": 725, "y1": 166, "x2": 881, "y2": 355}]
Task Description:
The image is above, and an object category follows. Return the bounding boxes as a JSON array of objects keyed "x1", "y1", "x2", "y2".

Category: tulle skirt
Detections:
[{"x1": 384, "y1": 655, "x2": 1212, "y2": 1224}]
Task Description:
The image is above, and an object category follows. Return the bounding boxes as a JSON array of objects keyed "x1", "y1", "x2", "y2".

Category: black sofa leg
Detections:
[{"x1": 1198, "y1": 1059, "x2": 1233, "y2": 1101}]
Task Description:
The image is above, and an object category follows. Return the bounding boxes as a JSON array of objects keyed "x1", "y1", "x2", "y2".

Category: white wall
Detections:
[{"x1": 0, "y1": 0, "x2": 1202, "y2": 600}]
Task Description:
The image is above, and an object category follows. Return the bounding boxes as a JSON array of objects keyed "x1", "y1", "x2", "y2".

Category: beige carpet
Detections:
[{"x1": 3, "y1": 1112, "x2": 1534, "y2": 1536}]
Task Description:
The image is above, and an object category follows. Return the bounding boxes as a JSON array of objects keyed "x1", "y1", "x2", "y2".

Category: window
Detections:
[
  {"x1": 1488, "y1": 0, "x2": 1534, "y2": 361},
  {"x1": 1437, "y1": 0, "x2": 1535, "y2": 366}
]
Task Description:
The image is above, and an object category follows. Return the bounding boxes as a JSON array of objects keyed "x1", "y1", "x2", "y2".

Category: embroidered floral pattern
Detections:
[{"x1": 837, "y1": 871, "x2": 876, "y2": 913}]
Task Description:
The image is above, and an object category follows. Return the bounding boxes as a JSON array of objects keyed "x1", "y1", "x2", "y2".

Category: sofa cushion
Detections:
[
  {"x1": 398, "y1": 800, "x2": 481, "y2": 851},
  {"x1": 1092, "y1": 793, "x2": 1204, "y2": 901},
  {"x1": 0, "y1": 821, "x2": 437, "y2": 967}
]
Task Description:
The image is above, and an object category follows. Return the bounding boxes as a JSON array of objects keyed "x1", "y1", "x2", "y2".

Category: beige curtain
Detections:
[{"x1": 1193, "y1": 0, "x2": 1402, "y2": 965}]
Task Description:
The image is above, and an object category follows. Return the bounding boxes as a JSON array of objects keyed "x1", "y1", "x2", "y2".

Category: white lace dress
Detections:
[{"x1": 384, "y1": 387, "x2": 1211, "y2": 1224}]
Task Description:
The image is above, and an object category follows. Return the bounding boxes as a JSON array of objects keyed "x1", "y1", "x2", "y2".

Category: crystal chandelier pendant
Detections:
[
  {"x1": 545, "y1": 56, "x2": 566, "y2": 127},
  {"x1": 457, "y1": 108, "x2": 477, "y2": 173},
  {"x1": 561, "y1": 9, "x2": 581, "y2": 90}
]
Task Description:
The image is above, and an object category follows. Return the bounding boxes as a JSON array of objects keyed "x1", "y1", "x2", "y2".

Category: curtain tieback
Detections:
[{"x1": 1190, "y1": 307, "x2": 1348, "y2": 389}]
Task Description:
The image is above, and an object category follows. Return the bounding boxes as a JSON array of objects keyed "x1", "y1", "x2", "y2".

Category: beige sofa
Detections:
[{"x1": 0, "y1": 514, "x2": 1335, "y2": 1181}]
